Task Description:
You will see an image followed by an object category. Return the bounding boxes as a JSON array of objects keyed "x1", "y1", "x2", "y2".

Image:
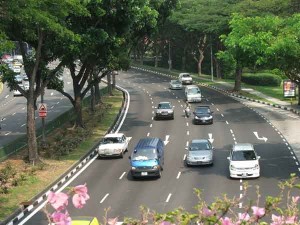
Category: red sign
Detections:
[{"x1": 38, "y1": 103, "x2": 47, "y2": 118}]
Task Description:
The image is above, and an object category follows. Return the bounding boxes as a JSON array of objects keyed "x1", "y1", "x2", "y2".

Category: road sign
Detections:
[{"x1": 38, "y1": 103, "x2": 47, "y2": 118}]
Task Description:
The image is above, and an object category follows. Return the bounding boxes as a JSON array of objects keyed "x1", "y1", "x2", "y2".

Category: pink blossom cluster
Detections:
[{"x1": 46, "y1": 183, "x2": 90, "y2": 225}]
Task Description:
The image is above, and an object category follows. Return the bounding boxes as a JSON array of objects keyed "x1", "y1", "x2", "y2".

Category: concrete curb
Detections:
[
  {"x1": 131, "y1": 66, "x2": 300, "y2": 116},
  {"x1": 2, "y1": 86, "x2": 128, "y2": 225}
]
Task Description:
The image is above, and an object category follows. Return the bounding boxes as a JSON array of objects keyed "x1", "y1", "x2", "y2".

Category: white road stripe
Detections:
[
  {"x1": 166, "y1": 193, "x2": 172, "y2": 202},
  {"x1": 183, "y1": 154, "x2": 186, "y2": 160},
  {"x1": 147, "y1": 132, "x2": 150, "y2": 137},
  {"x1": 226, "y1": 121, "x2": 229, "y2": 124},
  {"x1": 230, "y1": 129, "x2": 233, "y2": 134},
  {"x1": 216, "y1": 108, "x2": 219, "y2": 111},
  {"x1": 119, "y1": 172, "x2": 126, "y2": 180},
  {"x1": 5, "y1": 95, "x2": 9, "y2": 99},
  {"x1": 100, "y1": 193, "x2": 109, "y2": 203},
  {"x1": 176, "y1": 172, "x2": 181, "y2": 179},
  {"x1": 150, "y1": 124, "x2": 152, "y2": 128},
  {"x1": 187, "y1": 131, "x2": 189, "y2": 135},
  {"x1": 186, "y1": 141, "x2": 189, "y2": 147},
  {"x1": 221, "y1": 114, "x2": 224, "y2": 117},
  {"x1": 186, "y1": 122, "x2": 189, "y2": 126},
  {"x1": 21, "y1": 124, "x2": 26, "y2": 127},
  {"x1": 5, "y1": 132, "x2": 11, "y2": 136}
]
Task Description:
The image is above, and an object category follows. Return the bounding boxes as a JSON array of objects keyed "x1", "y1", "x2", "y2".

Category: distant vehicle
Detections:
[
  {"x1": 129, "y1": 137, "x2": 164, "y2": 179},
  {"x1": 23, "y1": 76, "x2": 29, "y2": 90},
  {"x1": 13, "y1": 65, "x2": 21, "y2": 73},
  {"x1": 13, "y1": 55, "x2": 23, "y2": 64},
  {"x1": 13, "y1": 84, "x2": 24, "y2": 96},
  {"x1": 185, "y1": 85, "x2": 202, "y2": 102},
  {"x1": 97, "y1": 133, "x2": 131, "y2": 158},
  {"x1": 155, "y1": 101, "x2": 174, "y2": 120},
  {"x1": 185, "y1": 139, "x2": 214, "y2": 166},
  {"x1": 227, "y1": 143, "x2": 261, "y2": 179},
  {"x1": 169, "y1": 79, "x2": 183, "y2": 90},
  {"x1": 14, "y1": 74, "x2": 23, "y2": 84},
  {"x1": 193, "y1": 106, "x2": 213, "y2": 125},
  {"x1": 12, "y1": 59, "x2": 22, "y2": 67},
  {"x1": 71, "y1": 216, "x2": 100, "y2": 225},
  {"x1": 1, "y1": 54, "x2": 13, "y2": 63},
  {"x1": 178, "y1": 73, "x2": 193, "y2": 85}
]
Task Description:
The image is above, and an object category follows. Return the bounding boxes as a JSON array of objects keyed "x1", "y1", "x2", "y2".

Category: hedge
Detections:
[{"x1": 242, "y1": 73, "x2": 282, "y2": 86}]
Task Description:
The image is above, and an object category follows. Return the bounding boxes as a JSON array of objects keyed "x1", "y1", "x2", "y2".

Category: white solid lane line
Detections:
[
  {"x1": 119, "y1": 172, "x2": 126, "y2": 180},
  {"x1": 183, "y1": 154, "x2": 186, "y2": 161},
  {"x1": 147, "y1": 132, "x2": 150, "y2": 137},
  {"x1": 100, "y1": 193, "x2": 110, "y2": 204},
  {"x1": 21, "y1": 124, "x2": 26, "y2": 127},
  {"x1": 226, "y1": 121, "x2": 229, "y2": 124},
  {"x1": 5, "y1": 95, "x2": 9, "y2": 99},
  {"x1": 176, "y1": 172, "x2": 181, "y2": 179}
]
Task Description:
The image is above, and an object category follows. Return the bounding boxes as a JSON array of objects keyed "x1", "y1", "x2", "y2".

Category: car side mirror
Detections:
[
  {"x1": 257, "y1": 156, "x2": 261, "y2": 160},
  {"x1": 227, "y1": 157, "x2": 230, "y2": 160}
]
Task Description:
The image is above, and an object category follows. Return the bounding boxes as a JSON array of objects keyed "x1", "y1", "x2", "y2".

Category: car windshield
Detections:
[
  {"x1": 182, "y1": 74, "x2": 190, "y2": 77},
  {"x1": 171, "y1": 80, "x2": 180, "y2": 84},
  {"x1": 102, "y1": 137, "x2": 123, "y2": 144},
  {"x1": 195, "y1": 107, "x2": 210, "y2": 114},
  {"x1": 158, "y1": 103, "x2": 171, "y2": 109},
  {"x1": 188, "y1": 88, "x2": 200, "y2": 94},
  {"x1": 190, "y1": 142, "x2": 211, "y2": 151},
  {"x1": 132, "y1": 149, "x2": 156, "y2": 160},
  {"x1": 232, "y1": 150, "x2": 256, "y2": 161}
]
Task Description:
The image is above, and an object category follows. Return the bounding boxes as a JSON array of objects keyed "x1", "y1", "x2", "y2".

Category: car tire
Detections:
[
  {"x1": 120, "y1": 152, "x2": 124, "y2": 158},
  {"x1": 157, "y1": 170, "x2": 162, "y2": 178}
]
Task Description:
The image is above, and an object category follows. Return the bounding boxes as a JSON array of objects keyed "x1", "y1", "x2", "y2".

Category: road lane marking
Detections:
[
  {"x1": 147, "y1": 132, "x2": 150, "y2": 137},
  {"x1": 240, "y1": 186, "x2": 243, "y2": 191},
  {"x1": 12, "y1": 112, "x2": 16, "y2": 116},
  {"x1": 221, "y1": 114, "x2": 224, "y2": 117},
  {"x1": 100, "y1": 193, "x2": 109, "y2": 203},
  {"x1": 119, "y1": 172, "x2": 126, "y2": 180},
  {"x1": 183, "y1": 154, "x2": 186, "y2": 160},
  {"x1": 226, "y1": 121, "x2": 229, "y2": 124},
  {"x1": 5, "y1": 132, "x2": 11, "y2": 136},
  {"x1": 165, "y1": 193, "x2": 172, "y2": 202},
  {"x1": 1, "y1": 118, "x2": 6, "y2": 121},
  {"x1": 152, "y1": 117, "x2": 154, "y2": 120},
  {"x1": 187, "y1": 131, "x2": 189, "y2": 135},
  {"x1": 230, "y1": 129, "x2": 233, "y2": 134},
  {"x1": 176, "y1": 172, "x2": 181, "y2": 179},
  {"x1": 51, "y1": 106, "x2": 54, "y2": 109},
  {"x1": 150, "y1": 124, "x2": 152, "y2": 128},
  {"x1": 56, "y1": 102, "x2": 59, "y2": 104},
  {"x1": 216, "y1": 108, "x2": 219, "y2": 111},
  {"x1": 186, "y1": 122, "x2": 189, "y2": 126},
  {"x1": 186, "y1": 141, "x2": 189, "y2": 147},
  {"x1": 21, "y1": 124, "x2": 26, "y2": 127},
  {"x1": 5, "y1": 95, "x2": 9, "y2": 99},
  {"x1": 22, "y1": 107, "x2": 25, "y2": 110}
]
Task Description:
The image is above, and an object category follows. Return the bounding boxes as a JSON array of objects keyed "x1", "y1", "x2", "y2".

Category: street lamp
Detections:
[{"x1": 168, "y1": 40, "x2": 172, "y2": 71}]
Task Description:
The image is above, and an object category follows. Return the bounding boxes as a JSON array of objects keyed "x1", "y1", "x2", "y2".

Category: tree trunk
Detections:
[
  {"x1": 181, "y1": 45, "x2": 187, "y2": 71},
  {"x1": 90, "y1": 85, "x2": 95, "y2": 112},
  {"x1": 215, "y1": 57, "x2": 222, "y2": 79},
  {"x1": 74, "y1": 94, "x2": 84, "y2": 128},
  {"x1": 27, "y1": 96, "x2": 39, "y2": 164},
  {"x1": 94, "y1": 81, "x2": 101, "y2": 105},
  {"x1": 197, "y1": 52, "x2": 204, "y2": 76},
  {"x1": 298, "y1": 85, "x2": 300, "y2": 105},
  {"x1": 233, "y1": 66, "x2": 242, "y2": 92},
  {"x1": 112, "y1": 74, "x2": 116, "y2": 89}
]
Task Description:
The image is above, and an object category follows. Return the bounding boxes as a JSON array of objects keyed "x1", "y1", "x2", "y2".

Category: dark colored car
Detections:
[{"x1": 193, "y1": 106, "x2": 213, "y2": 124}]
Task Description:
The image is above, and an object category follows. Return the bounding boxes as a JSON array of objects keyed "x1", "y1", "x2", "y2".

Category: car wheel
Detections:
[
  {"x1": 157, "y1": 170, "x2": 162, "y2": 178},
  {"x1": 120, "y1": 151, "x2": 124, "y2": 158}
]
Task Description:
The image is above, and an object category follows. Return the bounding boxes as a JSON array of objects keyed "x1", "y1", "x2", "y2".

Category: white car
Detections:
[
  {"x1": 98, "y1": 133, "x2": 131, "y2": 158},
  {"x1": 227, "y1": 143, "x2": 261, "y2": 178},
  {"x1": 185, "y1": 85, "x2": 202, "y2": 102},
  {"x1": 13, "y1": 66, "x2": 21, "y2": 73},
  {"x1": 178, "y1": 73, "x2": 193, "y2": 85},
  {"x1": 13, "y1": 84, "x2": 24, "y2": 96}
]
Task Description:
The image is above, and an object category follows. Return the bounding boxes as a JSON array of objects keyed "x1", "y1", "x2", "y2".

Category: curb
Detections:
[
  {"x1": 2, "y1": 86, "x2": 128, "y2": 225},
  {"x1": 131, "y1": 66, "x2": 300, "y2": 116}
]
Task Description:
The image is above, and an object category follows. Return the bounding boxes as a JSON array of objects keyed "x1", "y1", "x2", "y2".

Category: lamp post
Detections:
[{"x1": 168, "y1": 40, "x2": 172, "y2": 71}]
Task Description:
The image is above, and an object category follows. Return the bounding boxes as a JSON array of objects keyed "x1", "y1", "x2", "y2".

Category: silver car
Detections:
[
  {"x1": 155, "y1": 102, "x2": 174, "y2": 120},
  {"x1": 185, "y1": 139, "x2": 214, "y2": 166},
  {"x1": 169, "y1": 80, "x2": 183, "y2": 90}
]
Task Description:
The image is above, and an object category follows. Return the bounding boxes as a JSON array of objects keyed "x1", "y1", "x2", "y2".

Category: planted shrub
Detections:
[{"x1": 242, "y1": 73, "x2": 282, "y2": 86}]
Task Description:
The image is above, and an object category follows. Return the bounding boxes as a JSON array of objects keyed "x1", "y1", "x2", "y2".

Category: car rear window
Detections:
[
  {"x1": 195, "y1": 107, "x2": 210, "y2": 113},
  {"x1": 190, "y1": 142, "x2": 211, "y2": 151},
  {"x1": 158, "y1": 103, "x2": 171, "y2": 109}
]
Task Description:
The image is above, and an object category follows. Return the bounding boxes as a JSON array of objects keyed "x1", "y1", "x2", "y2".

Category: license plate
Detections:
[{"x1": 141, "y1": 172, "x2": 148, "y2": 176}]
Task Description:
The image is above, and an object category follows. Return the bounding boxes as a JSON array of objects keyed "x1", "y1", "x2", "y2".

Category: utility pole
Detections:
[
  {"x1": 168, "y1": 40, "x2": 172, "y2": 71},
  {"x1": 210, "y1": 37, "x2": 214, "y2": 82}
]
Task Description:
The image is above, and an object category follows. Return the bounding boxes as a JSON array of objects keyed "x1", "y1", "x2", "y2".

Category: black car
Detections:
[{"x1": 193, "y1": 106, "x2": 213, "y2": 124}]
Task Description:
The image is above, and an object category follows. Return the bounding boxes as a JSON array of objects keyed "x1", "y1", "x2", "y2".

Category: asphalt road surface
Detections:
[{"x1": 9, "y1": 69, "x2": 300, "y2": 225}]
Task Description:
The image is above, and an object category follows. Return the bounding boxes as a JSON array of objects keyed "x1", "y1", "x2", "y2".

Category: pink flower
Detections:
[
  {"x1": 271, "y1": 214, "x2": 284, "y2": 225},
  {"x1": 108, "y1": 217, "x2": 118, "y2": 225},
  {"x1": 160, "y1": 222, "x2": 175, "y2": 225},
  {"x1": 238, "y1": 212, "x2": 250, "y2": 221},
  {"x1": 202, "y1": 207, "x2": 213, "y2": 217},
  {"x1": 251, "y1": 206, "x2": 265, "y2": 219},
  {"x1": 285, "y1": 216, "x2": 297, "y2": 224},
  {"x1": 51, "y1": 211, "x2": 71, "y2": 225},
  {"x1": 220, "y1": 217, "x2": 235, "y2": 225},
  {"x1": 72, "y1": 184, "x2": 90, "y2": 208},
  {"x1": 292, "y1": 196, "x2": 300, "y2": 203},
  {"x1": 47, "y1": 191, "x2": 69, "y2": 211}
]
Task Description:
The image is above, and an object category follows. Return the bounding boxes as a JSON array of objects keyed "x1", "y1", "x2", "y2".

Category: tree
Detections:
[{"x1": 0, "y1": 0, "x2": 88, "y2": 164}]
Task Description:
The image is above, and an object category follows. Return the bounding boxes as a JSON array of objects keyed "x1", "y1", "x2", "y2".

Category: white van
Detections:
[{"x1": 185, "y1": 85, "x2": 202, "y2": 102}]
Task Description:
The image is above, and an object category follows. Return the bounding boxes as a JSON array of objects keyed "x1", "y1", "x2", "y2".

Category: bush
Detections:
[{"x1": 242, "y1": 73, "x2": 282, "y2": 86}]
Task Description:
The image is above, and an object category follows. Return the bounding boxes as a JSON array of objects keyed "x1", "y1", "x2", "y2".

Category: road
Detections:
[
  {"x1": 9, "y1": 68, "x2": 298, "y2": 225},
  {"x1": 0, "y1": 68, "x2": 73, "y2": 148}
]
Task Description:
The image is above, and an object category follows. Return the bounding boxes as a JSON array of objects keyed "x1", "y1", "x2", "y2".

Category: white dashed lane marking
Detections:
[{"x1": 100, "y1": 193, "x2": 109, "y2": 204}]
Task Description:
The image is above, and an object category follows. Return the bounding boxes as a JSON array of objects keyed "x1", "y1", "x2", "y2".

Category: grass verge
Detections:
[{"x1": 0, "y1": 89, "x2": 123, "y2": 221}]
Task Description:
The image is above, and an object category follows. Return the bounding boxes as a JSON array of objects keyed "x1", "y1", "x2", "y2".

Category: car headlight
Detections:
[
  {"x1": 115, "y1": 149, "x2": 123, "y2": 154},
  {"x1": 152, "y1": 165, "x2": 159, "y2": 169},
  {"x1": 131, "y1": 167, "x2": 136, "y2": 170},
  {"x1": 194, "y1": 116, "x2": 199, "y2": 119},
  {"x1": 230, "y1": 165, "x2": 237, "y2": 170},
  {"x1": 186, "y1": 155, "x2": 192, "y2": 160}
]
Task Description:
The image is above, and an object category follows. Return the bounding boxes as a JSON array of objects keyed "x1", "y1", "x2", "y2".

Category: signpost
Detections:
[
  {"x1": 283, "y1": 80, "x2": 296, "y2": 98},
  {"x1": 38, "y1": 103, "x2": 47, "y2": 118}
]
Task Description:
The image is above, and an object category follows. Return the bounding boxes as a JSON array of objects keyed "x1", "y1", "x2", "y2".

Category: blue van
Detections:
[{"x1": 129, "y1": 138, "x2": 164, "y2": 178}]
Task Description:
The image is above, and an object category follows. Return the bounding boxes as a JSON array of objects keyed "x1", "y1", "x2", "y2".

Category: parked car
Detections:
[
  {"x1": 178, "y1": 73, "x2": 193, "y2": 85},
  {"x1": 14, "y1": 74, "x2": 23, "y2": 84},
  {"x1": 129, "y1": 137, "x2": 164, "y2": 179},
  {"x1": 23, "y1": 76, "x2": 29, "y2": 90},
  {"x1": 71, "y1": 216, "x2": 100, "y2": 225},
  {"x1": 13, "y1": 65, "x2": 21, "y2": 73},
  {"x1": 155, "y1": 101, "x2": 174, "y2": 120},
  {"x1": 185, "y1": 139, "x2": 214, "y2": 166},
  {"x1": 227, "y1": 143, "x2": 261, "y2": 178},
  {"x1": 98, "y1": 133, "x2": 131, "y2": 158},
  {"x1": 185, "y1": 85, "x2": 202, "y2": 102},
  {"x1": 169, "y1": 80, "x2": 183, "y2": 90},
  {"x1": 193, "y1": 106, "x2": 213, "y2": 124}
]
